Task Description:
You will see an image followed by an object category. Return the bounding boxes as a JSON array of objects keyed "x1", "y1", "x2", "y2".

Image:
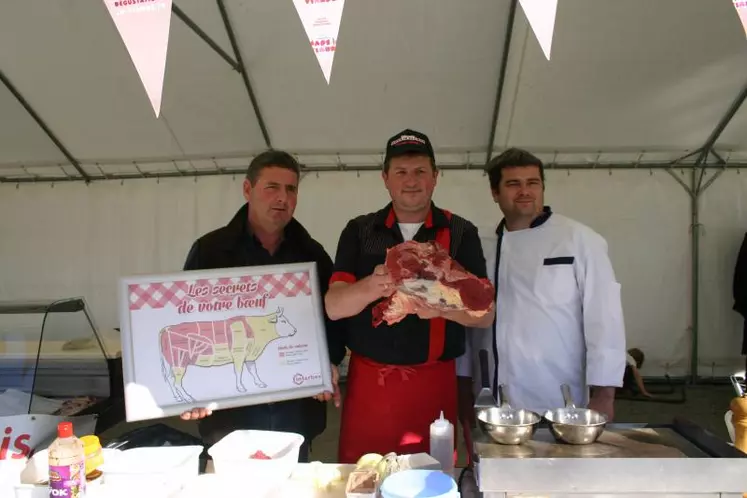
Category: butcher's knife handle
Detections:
[{"x1": 479, "y1": 349, "x2": 490, "y2": 389}]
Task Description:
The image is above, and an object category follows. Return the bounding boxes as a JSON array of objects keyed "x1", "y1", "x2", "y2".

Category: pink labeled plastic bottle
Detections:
[{"x1": 48, "y1": 421, "x2": 86, "y2": 498}]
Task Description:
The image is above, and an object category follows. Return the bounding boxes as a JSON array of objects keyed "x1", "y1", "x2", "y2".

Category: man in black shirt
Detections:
[
  {"x1": 178, "y1": 150, "x2": 345, "y2": 462},
  {"x1": 324, "y1": 129, "x2": 494, "y2": 464}
]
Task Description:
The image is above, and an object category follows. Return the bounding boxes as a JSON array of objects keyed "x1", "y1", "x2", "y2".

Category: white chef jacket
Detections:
[{"x1": 457, "y1": 208, "x2": 626, "y2": 414}]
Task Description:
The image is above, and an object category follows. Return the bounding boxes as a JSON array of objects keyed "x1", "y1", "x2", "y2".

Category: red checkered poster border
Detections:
[{"x1": 128, "y1": 271, "x2": 311, "y2": 311}]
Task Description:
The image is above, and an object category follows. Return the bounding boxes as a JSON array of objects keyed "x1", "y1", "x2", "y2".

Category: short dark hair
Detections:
[
  {"x1": 485, "y1": 147, "x2": 545, "y2": 191},
  {"x1": 246, "y1": 150, "x2": 301, "y2": 185}
]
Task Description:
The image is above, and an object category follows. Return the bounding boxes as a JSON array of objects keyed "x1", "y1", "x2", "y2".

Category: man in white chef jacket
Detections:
[{"x1": 457, "y1": 148, "x2": 626, "y2": 420}]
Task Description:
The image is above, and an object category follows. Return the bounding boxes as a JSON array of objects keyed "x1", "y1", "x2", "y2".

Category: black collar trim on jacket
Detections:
[
  {"x1": 496, "y1": 205, "x2": 553, "y2": 235},
  {"x1": 224, "y1": 203, "x2": 314, "y2": 247}
]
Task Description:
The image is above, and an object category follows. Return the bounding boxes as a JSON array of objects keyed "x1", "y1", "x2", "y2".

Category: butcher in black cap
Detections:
[{"x1": 324, "y1": 128, "x2": 493, "y2": 464}]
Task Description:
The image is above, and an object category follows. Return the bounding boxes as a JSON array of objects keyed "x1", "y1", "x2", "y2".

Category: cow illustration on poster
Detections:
[
  {"x1": 159, "y1": 307, "x2": 297, "y2": 403},
  {"x1": 118, "y1": 262, "x2": 334, "y2": 423}
]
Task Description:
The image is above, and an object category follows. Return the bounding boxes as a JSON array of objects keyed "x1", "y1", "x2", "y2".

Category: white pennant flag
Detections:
[
  {"x1": 735, "y1": 0, "x2": 747, "y2": 39},
  {"x1": 103, "y1": 0, "x2": 173, "y2": 117},
  {"x1": 293, "y1": 0, "x2": 346, "y2": 84},
  {"x1": 519, "y1": 0, "x2": 558, "y2": 60}
]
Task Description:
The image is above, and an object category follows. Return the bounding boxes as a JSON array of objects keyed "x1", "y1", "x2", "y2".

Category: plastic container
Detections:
[
  {"x1": 99, "y1": 445, "x2": 202, "y2": 495},
  {"x1": 207, "y1": 430, "x2": 304, "y2": 485},
  {"x1": 429, "y1": 411, "x2": 454, "y2": 475},
  {"x1": 47, "y1": 421, "x2": 86, "y2": 498},
  {"x1": 1, "y1": 459, "x2": 27, "y2": 498},
  {"x1": 12, "y1": 484, "x2": 46, "y2": 498},
  {"x1": 380, "y1": 469, "x2": 459, "y2": 498}
]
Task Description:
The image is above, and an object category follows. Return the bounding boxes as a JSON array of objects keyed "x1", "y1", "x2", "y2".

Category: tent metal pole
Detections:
[
  {"x1": 665, "y1": 168, "x2": 693, "y2": 196},
  {"x1": 4, "y1": 162, "x2": 747, "y2": 184},
  {"x1": 699, "y1": 168, "x2": 726, "y2": 194},
  {"x1": 172, "y1": 3, "x2": 240, "y2": 72},
  {"x1": 695, "y1": 82, "x2": 747, "y2": 191},
  {"x1": 691, "y1": 165, "x2": 725, "y2": 381},
  {"x1": 0, "y1": 69, "x2": 91, "y2": 183},
  {"x1": 0, "y1": 146, "x2": 724, "y2": 167},
  {"x1": 674, "y1": 148, "x2": 703, "y2": 163},
  {"x1": 484, "y1": 0, "x2": 518, "y2": 165},
  {"x1": 710, "y1": 149, "x2": 726, "y2": 164},
  {"x1": 690, "y1": 168, "x2": 700, "y2": 384},
  {"x1": 216, "y1": 0, "x2": 272, "y2": 149},
  {"x1": 685, "y1": 81, "x2": 747, "y2": 382},
  {"x1": 668, "y1": 161, "x2": 729, "y2": 385},
  {"x1": 687, "y1": 164, "x2": 726, "y2": 384}
]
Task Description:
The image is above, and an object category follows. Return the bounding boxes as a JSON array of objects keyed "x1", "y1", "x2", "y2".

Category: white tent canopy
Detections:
[
  {"x1": 1, "y1": 0, "x2": 747, "y2": 381},
  {"x1": 1, "y1": 0, "x2": 746, "y2": 177}
]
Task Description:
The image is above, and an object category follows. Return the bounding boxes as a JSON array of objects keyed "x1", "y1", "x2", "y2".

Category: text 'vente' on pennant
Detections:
[
  {"x1": 103, "y1": 0, "x2": 173, "y2": 117},
  {"x1": 735, "y1": 0, "x2": 747, "y2": 39},
  {"x1": 519, "y1": 0, "x2": 558, "y2": 61},
  {"x1": 293, "y1": 0, "x2": 346, "y2": 84}
]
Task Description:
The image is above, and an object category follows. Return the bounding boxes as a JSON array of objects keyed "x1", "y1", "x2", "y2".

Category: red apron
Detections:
[{"x1": 338, "y1": 352, "x2": 458, "y2": 464}]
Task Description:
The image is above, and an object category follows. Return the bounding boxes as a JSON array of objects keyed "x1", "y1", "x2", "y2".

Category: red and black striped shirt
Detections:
[{"x1": 330, "y1": 202, "x2": 488, "y2": 365}]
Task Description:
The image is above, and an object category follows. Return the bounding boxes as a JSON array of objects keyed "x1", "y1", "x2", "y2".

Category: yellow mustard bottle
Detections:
[{"x1": 80, "y1": 435, "x2": 104, "y2": 479}]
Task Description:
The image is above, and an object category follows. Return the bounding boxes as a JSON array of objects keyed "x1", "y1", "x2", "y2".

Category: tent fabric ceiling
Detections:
[{"x1": 0, "y1": 0, "x2": 746, "y2": 181}]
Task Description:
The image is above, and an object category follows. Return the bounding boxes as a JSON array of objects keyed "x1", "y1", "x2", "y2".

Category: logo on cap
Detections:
[{"x1": 390, "y1": 134, "x2": 426, "y2": 147}]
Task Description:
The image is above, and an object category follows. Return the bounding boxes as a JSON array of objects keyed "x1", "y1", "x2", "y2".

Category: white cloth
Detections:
[
  {"x1": 457, "y1": 213, "x2": 627, "y2": 413},
  {"x1": 398, "y1": 222, "x2": 423, "y2": 241},
  {"x1": 626, "y1": 352, "x2": 636, "y2": 367}
]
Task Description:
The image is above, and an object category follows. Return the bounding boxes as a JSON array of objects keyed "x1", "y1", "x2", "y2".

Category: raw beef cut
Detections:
[{"x1": 372, "y1": 240, "x2": 495, "y2": 327}]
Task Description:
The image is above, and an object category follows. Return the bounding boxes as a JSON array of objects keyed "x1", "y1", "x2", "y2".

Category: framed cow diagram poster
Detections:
[{"x1": 117, "y1": 261, "x2": 333, "y2": 422}]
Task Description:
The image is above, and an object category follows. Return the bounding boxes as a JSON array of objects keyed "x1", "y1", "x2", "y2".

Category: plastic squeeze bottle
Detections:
[
  {"x1": 48, "y1": 421, "x2": 86, "y2": 498},
  {"x1": 80, "y1": 435, "x2": 104, "y2": 485},
  {"x1": 429, "y1": 411, "x2": 454, "y2": 475}
]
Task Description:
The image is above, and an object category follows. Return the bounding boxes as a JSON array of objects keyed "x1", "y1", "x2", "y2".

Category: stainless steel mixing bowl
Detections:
[
  {"x1": 543, "y1": 384, "x2": 607, "y2": 445},
  {"x1": 477, "y1": 385, "x2": 541, "y2": 445}
]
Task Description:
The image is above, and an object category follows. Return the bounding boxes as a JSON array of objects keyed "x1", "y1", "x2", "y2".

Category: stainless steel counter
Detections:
[{"x1": 470, "y1": 417, "x2": 747, "y2": 497}]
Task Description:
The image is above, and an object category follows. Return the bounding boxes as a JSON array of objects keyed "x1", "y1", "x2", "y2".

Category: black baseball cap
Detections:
[{"x1": 384, "y1": 129, "x2": 435, "y2": 164}]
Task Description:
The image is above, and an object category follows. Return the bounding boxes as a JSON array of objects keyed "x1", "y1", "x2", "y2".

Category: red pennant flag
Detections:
[
  {"x1": 103, "y1": 0, "x2": 173, "y2": 117},
  {"x1": 519, "y1": 0, "x2": 558, "y2": 61},
  {"x1": 735, "y1": 0, "x2": 747, "y2": 38},
  {"x1": 293, "y1": 0, "x2": 346, "y2": 84}
]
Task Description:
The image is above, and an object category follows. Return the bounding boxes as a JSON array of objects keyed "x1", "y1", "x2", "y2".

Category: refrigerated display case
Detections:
[{"x1": 0, "y1": 297, "x2": 124, "y2": 432}]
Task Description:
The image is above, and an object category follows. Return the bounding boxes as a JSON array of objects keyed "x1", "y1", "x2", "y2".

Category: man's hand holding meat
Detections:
[
  {"x1": 366, "y1": 264, "x2": 396, "y2": 300},
  {"x1": 326, "y1": 265, "x2": 394, "y2": 321},
  {"x1": 411, "y1": 299, "x2": 495, "y2": 328}
]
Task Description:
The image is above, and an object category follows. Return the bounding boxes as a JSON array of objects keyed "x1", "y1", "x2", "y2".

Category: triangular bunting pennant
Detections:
[
  {"x1": 735, "y1": 0, "x2": 747, "y2": 39},
  {"x1": 103, "y1": 0, "x2": 173, "y2": 117},
  {"x1": 293, "y1": 0, "x2": 346, "y2": 84},
  {"x1": 519, "y1": 0, "x2": 558, "y2": 61}
]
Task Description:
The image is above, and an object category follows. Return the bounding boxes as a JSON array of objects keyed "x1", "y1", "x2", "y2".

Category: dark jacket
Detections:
[
  {"x1": 182, "y1": 203, "x2": 346, "y2": 442},
  {"x1": 734, "y1": 232, "x2": 747, "y2": 319}
]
